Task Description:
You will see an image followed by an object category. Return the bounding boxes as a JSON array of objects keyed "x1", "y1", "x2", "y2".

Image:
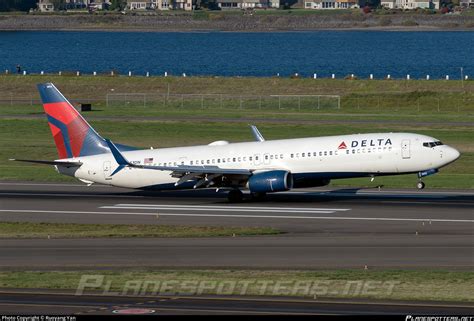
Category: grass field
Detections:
[
  {"x1": 0, "y1": 222, "x2": 279, "y2": 239},
  {"x1": 1, "y1": 75, "x2": 473, "y2": 188},
  {"x1": 1, "y1": 270, "x2": 473, "y2": 302}
]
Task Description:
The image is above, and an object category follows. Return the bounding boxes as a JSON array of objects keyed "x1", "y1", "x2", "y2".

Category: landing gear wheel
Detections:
[
  {"x1": 416, "y1": 181, "x2": 425, "y2": 190},
  {"x1": 228, "y1": 189, "x2": 244, "y2": 203},
  {"x1": 250, "y1": 192, "x2": 267, "y2": 201}
]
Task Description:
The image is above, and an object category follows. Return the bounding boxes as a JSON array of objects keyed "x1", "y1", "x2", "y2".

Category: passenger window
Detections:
[
  {"x1": 217, "y1": 159, "x2": 221, "y2": 163},
  {"x1": 346, "y1": 150, "x2": 349, "y2": 155},
  {"x1": 291, "y1": 154, "x2": 294, "y2": 158},
  {"x1": 233, "y1": 158, "x2": 236, "y2": 162},
  {"x1": 302, "y1": 153, "x2": 305, "y2": 157},
  {"x1": 324, "y1": 151, "x2": 327, "y2": 156},
  {"x1": 329, "y1": 151, "x2": 333, "y2": 156},
  {"x1": 280, "y1": 154, "x2": 284, "y2": 159},
  {"x1": 319, "y1": 152, "x2": 322, "y2": 156},
  {"x1": 249, "y1": 156, "x2": 253, "y2": 161}
]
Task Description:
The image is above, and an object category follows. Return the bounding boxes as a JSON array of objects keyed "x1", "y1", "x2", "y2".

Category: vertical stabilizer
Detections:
[{"x1": 37, "y1": 83, "x2": 108, "y2": 159}]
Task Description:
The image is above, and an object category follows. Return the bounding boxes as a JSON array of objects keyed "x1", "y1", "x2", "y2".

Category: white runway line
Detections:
[
  {"x1": 116, "y1": 204, "x2": 351, "y2": 211},
  {"x1": 101, "y1": 206, "x2": 336, "y2": 214},
  {"x1": 0, "y1": 209, "x2": 473, "y2": 223},
  {"x1": 105, "y1": 204, "x2": 351, "y2": 213}
]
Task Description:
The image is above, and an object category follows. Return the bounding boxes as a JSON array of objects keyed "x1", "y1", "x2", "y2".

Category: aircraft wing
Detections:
[{"x1": 105, "y1": 139, "x2": 252, "y2": 188}]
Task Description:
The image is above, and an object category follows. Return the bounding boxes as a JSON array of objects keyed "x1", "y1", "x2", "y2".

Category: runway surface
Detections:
[
  {"x1": 0, "y1": 290, "x2": 472, "y2": 315},
  {"x1": 0, "y1": 182, "x2": 473, "y2": 270}
]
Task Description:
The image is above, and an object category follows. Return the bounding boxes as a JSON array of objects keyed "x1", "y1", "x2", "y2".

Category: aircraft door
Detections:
[
  {"x1": 401, "y1": 140, "x2": 411, "y2": 159},
  {"x1": 253, "y1": 154, "x2": 261, "y2": 166},
  {"x1": 263, "y1": 153, "x2": 271, "y2": 165},
  {"x1": 103, "y1": 161, "x2": 112, "y2": 180}
]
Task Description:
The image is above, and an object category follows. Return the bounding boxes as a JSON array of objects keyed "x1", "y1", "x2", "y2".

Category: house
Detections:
[
  {"x1": 380, "y1": 0, "x2": 439, "y2": 9},
  {"x1": 37, "y1": 0, "x2": 54, "y2": 12},
  {"x1": 304, "y1": 0, "x2": 358, "y2": 9},
  {"x1": 128, "y1": 0, "x2": 151, "y2": 9},
  {"x1": 260, "y1": 0, "x2": 280, "y2": 8},
  {"x1": 173, "y1": 0, "x2": 193, "y2": 10},
  {"x1": 151, "y1": 0, "x2": 170, "y2": 10},
  {"x1": 380, "y1": 0, "x2": 395, "y2": 8},
  {"x1": 217, "y1": 0, "x2": 259, "y2": 9},
  {"x1": 87, "y1": 0, "x2": 112, "y2": 10},
  {"x1": 127, "y1": 0, "x2": 190, "y2": 10}
]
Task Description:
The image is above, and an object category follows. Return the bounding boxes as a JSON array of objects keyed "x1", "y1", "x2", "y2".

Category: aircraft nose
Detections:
[{"x1": 446, "y1": 146, "x2": 460, "y2": 162}]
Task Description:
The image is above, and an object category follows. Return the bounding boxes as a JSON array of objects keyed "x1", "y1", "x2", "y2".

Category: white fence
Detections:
[{"x1": 105, "y1": 93, "x2": 341, "y2": 110}]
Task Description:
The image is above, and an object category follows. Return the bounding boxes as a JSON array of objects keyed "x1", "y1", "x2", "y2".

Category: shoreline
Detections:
[{"x1": 0, "y1": 13, "x2": 472, "y2": 32}]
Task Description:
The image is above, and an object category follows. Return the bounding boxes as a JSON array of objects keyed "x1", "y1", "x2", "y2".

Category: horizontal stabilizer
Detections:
[{"x1": 9, "y1": 159, "x2": 82, "y2": 167}]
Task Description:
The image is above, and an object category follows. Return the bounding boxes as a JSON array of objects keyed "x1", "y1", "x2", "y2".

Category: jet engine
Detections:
[{"x1": 247, "y1": 170, "x2": 293, "y2": 193}]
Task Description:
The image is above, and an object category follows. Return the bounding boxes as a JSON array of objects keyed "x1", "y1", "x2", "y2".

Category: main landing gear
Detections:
[
  {"x1": 227, "y1": 189, "x2": 244, "y2": 203},
  {"x1": 250, "y1": 192, "x2": 267, "y2": 201}
]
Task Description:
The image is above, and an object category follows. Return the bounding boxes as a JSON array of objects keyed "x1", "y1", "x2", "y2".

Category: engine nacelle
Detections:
[{"x1": 247, "y1": 170, "x2": 293, "y2": 193}]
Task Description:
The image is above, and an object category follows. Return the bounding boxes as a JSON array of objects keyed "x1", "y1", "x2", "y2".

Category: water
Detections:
[{"x1": 1, "y1": 30, "x2": 473, "y2": 79}]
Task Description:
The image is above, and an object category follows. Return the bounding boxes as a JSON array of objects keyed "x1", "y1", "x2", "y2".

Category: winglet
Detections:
[
  {"x1": 105, "y1": 138, "x2": 130, "y2": 176},
  {"x1": 250, "y1": 125, "x2": 265, "y2": 142}
]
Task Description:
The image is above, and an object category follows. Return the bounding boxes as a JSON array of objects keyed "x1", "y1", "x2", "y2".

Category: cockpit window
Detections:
[{"x1": 423, "y1": 141, "x2": 443, "y2": 148}]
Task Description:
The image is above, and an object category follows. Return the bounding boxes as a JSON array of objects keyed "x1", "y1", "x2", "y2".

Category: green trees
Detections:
[
  {"x1": 110, "y1": 0, "x2": 128, "y2": 10},
  {"x1": 0, "y1": 0, "x2": 37, "y2": 11}
]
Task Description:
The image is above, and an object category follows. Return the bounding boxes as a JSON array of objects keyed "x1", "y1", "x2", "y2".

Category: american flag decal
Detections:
[{"x1": 144, "y1": 157, "x2": 153, "y2": 165}]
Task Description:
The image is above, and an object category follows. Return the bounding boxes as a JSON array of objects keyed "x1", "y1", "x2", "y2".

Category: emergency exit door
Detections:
[{"x1": 401, "y1": 140, "x2": 411, "y2": 159}]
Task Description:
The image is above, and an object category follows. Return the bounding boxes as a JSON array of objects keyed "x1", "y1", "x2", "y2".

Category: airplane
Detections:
[{"x1": 10, "y1": 83, "x2": 461, "y2": 202}]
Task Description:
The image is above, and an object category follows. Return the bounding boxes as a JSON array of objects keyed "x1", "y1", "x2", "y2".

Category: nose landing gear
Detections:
[{"x1": 417, "y1": 169, "x2": 437, "y2": 190}]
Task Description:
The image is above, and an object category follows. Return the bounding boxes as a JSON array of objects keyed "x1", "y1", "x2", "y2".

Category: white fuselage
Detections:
[{"x1": 57, "y1": 132, "x2": 460, "y2": 190}]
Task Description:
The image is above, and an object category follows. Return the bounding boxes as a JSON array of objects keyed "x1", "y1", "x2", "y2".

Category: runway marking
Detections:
[
  {"x1": 115, "y1": 204, "x2": 351, "y2": 211},
  {"x1": 100, "y1": 204, "x2": 350, "y2": 214},
  {"x1": 0, "y1": 209, "x2": 473, "y2": 223}
]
